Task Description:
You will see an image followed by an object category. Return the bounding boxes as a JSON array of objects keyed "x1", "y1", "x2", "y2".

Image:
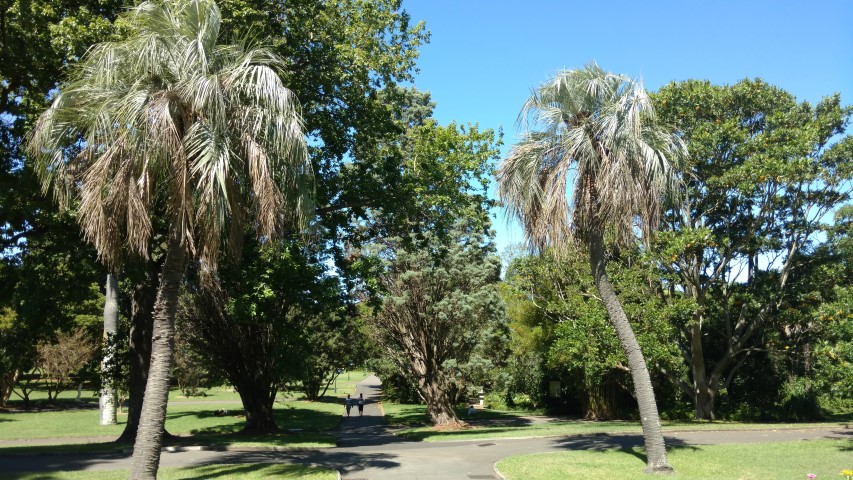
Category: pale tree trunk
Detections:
[
  {"x1": 100, "y1": 273, "x2": 119, "y2": 426},
  {"x1": 129, "y1": 233, "x2": 187, "y2": 480},
  {"x1": 589, "y1": 230, "x2": 672, "y2": 473}
]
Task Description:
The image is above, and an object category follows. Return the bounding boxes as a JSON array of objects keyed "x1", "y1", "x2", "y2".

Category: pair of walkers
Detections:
[{"x1": 345, "y1": 393, "x2": 364, "y2": 417}]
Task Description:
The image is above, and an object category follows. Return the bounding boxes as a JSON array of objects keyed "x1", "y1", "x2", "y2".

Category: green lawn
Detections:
[
  {"x1": 382, "y1": 402, "x2": 852, "y2": 442},
  {"x1": 0, "y1": 463, "x2": 336, "y2": 480},
  {"x1": 0, "y1": 371, "x2": 373, "y2": 454},
  {"x1": 496, "y1": 438, "x2": 853, "y2": 480}
]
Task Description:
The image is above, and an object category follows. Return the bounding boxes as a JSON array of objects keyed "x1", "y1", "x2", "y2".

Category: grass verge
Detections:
[
  {"x1": 495, "y1": 438, "x2": 853, "y2": 479},
  {"x1": 382, "y1": 402, "x2": 851, "y2": 442},
  {"x1": 0, "y1": 463, "x2": 336, "y2": 480}
]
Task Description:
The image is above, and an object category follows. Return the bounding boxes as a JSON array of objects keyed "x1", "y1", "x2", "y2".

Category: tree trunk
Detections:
[
  {"x1": 100, "y1": 273, "x2": 119, "y2": 426},
  {"x1": 418, "y1": 375, "x2": 462, "y2": 427},
  {"x1": 589, "y1": 230, "x2": 672, "y2": 473},
  {"x1": 1, "y1": 369, "x2": 18, "y2": 407},
  {"x1": 117, "y1": 259, "x2": 159, "y2": 444},
  {"x1": 237, "y1": 382, "x2": 279, "y2": 433},
  {"x1": 688, "y1": 320, "x2": 716, "y2": 420},
  {"x1": 129, "y1": 233, "x2": 187, "y2": 480}
]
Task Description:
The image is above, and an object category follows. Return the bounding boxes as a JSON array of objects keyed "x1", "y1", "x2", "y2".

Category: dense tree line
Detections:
[{"x1": 1, "y1": 0, "x2": 850, "y2": 477}]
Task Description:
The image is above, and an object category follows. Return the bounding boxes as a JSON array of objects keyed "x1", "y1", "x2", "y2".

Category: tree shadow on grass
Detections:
[
  {"x1": 551, "y1": 434, "x2": 698, "y2": 465},
  {"x1": 170, "y1": 463, "x2": 332, "y2": 479},
  {"x1": 169, "y1": 403, "x2": 344, "y2": 430},
  {"x1": 833, "y1": 428, "x2": 852, "y2": 451},
  {"x1": 211, "y1": 449, "x2": 400, "y2": 478}
]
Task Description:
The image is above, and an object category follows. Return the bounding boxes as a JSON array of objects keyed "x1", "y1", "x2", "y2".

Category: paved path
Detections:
[{"x1": 1, "y1": 375, "x2": 850, "y2": 479}]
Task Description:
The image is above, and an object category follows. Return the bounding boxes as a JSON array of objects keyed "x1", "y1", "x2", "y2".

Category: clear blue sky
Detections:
[{"x1": 403, "y1": 0, "x2": 853, "y2": 255}]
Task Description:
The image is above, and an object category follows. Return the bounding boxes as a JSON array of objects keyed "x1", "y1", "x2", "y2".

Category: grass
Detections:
[
  {"x1": 381, "y1": 402, "x2": 852, "y2": 442},
  {"x1": 0, "y1": 370, "x2": 373, "y2": 455},
  {"x1": 0, "y1": 463, "x2": 336, "y2": 480},
  {"x1": 496, "y1": 438, "x2": 853, "y2": 479}
]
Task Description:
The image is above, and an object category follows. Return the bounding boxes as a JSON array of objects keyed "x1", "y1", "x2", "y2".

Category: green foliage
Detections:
[
  {"x1": 369, "y1": 218, "x2": 509, "y2": 421},
  {"x1": 503, "y1": 247, "x2": 682, "y2": 419},
  {"x1": 173, "y1": 330, "x2": 218, "y2": 397},
  {"x1": 648, "y1": 78, "x2": 853, "y2": 419},
  {"x1": 1, "y1": 0, "x2": 122, "y2": 398}
]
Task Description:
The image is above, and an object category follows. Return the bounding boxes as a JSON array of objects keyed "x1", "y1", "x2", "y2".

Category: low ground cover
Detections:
[{"x1": 495, "y1": 438, "x2": 852, "y2": 479}]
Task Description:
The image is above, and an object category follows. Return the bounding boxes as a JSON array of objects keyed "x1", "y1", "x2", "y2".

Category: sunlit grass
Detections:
[
  {"x1": 496, "y1": 438, "x2": 853, "y2": 479},
  {"x1": 0, "y1": 371, "x2": 372, "y2": 444},
  {"x1": 382, "y1": 402, "x2": 852, "y2": 442}
]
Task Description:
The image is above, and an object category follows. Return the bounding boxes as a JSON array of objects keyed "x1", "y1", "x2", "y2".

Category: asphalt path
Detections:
[{"x1": 1, "y1": 375, "x2": 850, "y2": 479}]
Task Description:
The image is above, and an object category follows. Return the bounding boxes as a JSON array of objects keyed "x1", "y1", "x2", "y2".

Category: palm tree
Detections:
[
  {"x1": 26, "y1": 0, "x2": 312, "y2": 477},
  {"x1": 497, "y1": 63, "x2": 684, "y2": 473},
  {"x1": 100, "y1": 272, "x2": 119, "y2": 426}
]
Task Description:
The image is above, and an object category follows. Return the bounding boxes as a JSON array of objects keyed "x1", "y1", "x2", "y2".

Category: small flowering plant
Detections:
[
  {"x1": 840, "y1": 468, "x2": 853, "y2": 480},
  {"x1": 807, "y1": 475, "x2": 816, "y2": 479}
]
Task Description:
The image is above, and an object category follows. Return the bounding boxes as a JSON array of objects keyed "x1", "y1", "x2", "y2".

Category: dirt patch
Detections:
[{"x1": 431, "y1": 421, "x2": 471, "y2": 432}]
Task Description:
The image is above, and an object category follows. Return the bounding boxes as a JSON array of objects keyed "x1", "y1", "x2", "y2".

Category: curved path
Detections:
[{"x1": 1, "y1": 375, "x2": 850, "y2": 479}]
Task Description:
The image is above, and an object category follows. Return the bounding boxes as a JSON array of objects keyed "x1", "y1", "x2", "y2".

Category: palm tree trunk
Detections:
[
  {"x1": 100, "y1": 273, "x2": 119, "y2": 426},
  {"x1": 129, "y1": 233, "x2": 187, "y2": 480},
  {"x1": 589, "y1": 229, "x2": 672, "y2": 473}
]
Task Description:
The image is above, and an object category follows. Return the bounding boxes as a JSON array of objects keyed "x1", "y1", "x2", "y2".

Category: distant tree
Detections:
[
  {"x1": 369, "y1": 220, "x2": 507, "y2": 426},
  {"x1": 173, "y1": 327, "x2": 218, "y2": 398},
  {"x1": 37, "y1": 329, "x2": 97, "y2": 402},
  {"x1": 25, "y1": 0, "x2": 311, "y2": 476},
  {"x1": 497, "y1": 63, "x2": 684, "y2": 473},
  {"x1": 178, "y1": 240, "x2": 353, "y2": 432}
]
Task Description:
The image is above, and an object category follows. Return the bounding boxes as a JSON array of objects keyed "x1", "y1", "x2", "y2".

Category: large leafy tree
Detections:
[
  {"x1": 215, "y1": 0, "x2": 429, "y2": 253},
  {"x1": 651, "y1": 79, "x2": 853, "y2": 420},
  {"x1": 25, "y1": 0, "x2": 312, "y2": 477},
  {"x1": 178, "y1": 239, "x2": 356, "y2": 432},
  {"x1": 364, "y1": 117, "x2": 505, "y2": 426},
  {"x1": 1, "y1": 0, "x2": 124, "y2": 409},
  {"x1": 497, "y1": 63, "x2": 684, "y2": 473}
]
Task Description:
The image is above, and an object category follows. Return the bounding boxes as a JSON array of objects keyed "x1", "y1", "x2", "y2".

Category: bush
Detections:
[{"x1": 36, "y1": 329, "x2": 97, "y2": 402}]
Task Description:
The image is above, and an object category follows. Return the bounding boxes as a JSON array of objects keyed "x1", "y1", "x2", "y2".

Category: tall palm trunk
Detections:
[
  {"x1": 589, "y1": 229, "x2": 671, "y2": 473},
  {"x1": 100, "y1": 273, "x2": 119, "y2": 425},
  {"x1": 129, "y1": 231, "x2": 187, "y2": 480}
]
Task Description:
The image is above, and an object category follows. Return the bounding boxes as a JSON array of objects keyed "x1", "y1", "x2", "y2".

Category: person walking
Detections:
[
  {"x1": 357, "y1": 393, "x2": 365, "y2": 416},
  {"x1": 345, "y1": 394, "x2": 352, "y2": 417}
]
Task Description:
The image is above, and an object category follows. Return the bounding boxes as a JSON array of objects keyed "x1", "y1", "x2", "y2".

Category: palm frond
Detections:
[
  {"x1": 498, "y1": 63, "x2": 686, "y2": 251},
  {"x1": 26, "y1": 0, "x2": 313, "y2": 269}
]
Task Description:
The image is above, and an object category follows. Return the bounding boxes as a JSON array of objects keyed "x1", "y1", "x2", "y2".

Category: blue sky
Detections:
[{"x1": 403, "y1": 0, "x2": 853, "y2": 255}]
